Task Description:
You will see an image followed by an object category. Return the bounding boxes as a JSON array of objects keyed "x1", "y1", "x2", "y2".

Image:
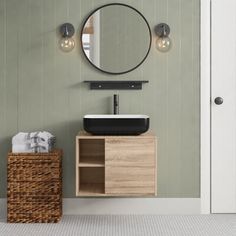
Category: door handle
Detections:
[{"x1": 214, "y1": 97, "x2": 223, "y2": 105}]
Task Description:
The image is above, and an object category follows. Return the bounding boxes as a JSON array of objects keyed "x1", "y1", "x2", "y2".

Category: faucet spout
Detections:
[{"x1": 113, "y1": 94, "x2": 119, "y2": 115}]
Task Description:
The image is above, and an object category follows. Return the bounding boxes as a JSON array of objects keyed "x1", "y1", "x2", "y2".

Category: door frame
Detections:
[{"x1": 201, "y1": 0, "x2": 211, "y2": 214}]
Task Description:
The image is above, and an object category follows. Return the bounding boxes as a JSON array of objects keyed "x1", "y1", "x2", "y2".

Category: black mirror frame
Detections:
[{"x1": 80, "y1": 3, "x2": 152, "y2": 75}]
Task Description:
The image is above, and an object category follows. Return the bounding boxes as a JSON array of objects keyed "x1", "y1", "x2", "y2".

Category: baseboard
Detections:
[{"x1": 0, "y1": 198, "x2": 200, "y2": 216}]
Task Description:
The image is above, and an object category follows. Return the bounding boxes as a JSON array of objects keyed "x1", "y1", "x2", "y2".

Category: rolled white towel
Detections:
[
  {"x1": 29, "y1": 131, "x2": 55, "y2": 144},
  {"x1": 31, "y1": 142, "x2": 49, "y2": 149},
  {"x1": 29, "y1": 132, "x2": 40, "y2": 139},
  {"x1": 12, "y1": 144, "x2": 33, "y2": 153},
  {"x1": 37, "y1": 146, "x2": 50, "y2": 153},
  {"x1": 12, "y1": 132, "x2": 30, "y2": 145},
  {"x1": 31, "y1": 143, "x2": 51, "y2": 153},
  {"x1": 31, "y1": 142, "x2": 53, "y2": 152},
  {"x1": 38, "y1": 131, "x2": 55, "y2": 142}
]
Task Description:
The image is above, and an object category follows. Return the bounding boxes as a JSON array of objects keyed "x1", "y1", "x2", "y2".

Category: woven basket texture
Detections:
[{"x1": 7, "y1": 149, "x2": 62, "y2": 223}]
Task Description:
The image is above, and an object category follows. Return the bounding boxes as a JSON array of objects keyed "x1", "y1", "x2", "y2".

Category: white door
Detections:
[{"x1": 211, "y1": 0, "x2": 236, "y2": 213}]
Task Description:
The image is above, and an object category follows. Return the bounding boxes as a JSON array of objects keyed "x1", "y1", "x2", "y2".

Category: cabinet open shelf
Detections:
[
  {"x1": 76, "y1": 138, "x2": 105, "y2": 195},
  {"x1": 78, "y1": 183, "x2": 105, "y2": 196},
  {"x1": 77, "y1": 167, "x2": 105, "y2": 196},
  {"x1": 78, "y1": 139, "x2": 105, "y2": 167}
]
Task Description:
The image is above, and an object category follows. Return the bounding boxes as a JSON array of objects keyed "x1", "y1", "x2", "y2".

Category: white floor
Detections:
[{"x1": 0, "y1": 215, "x2": 236, "y2": 236}]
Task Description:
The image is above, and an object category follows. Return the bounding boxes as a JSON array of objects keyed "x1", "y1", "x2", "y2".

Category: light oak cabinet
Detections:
[{"x1": 76, "y1": 131, "x2": 157, "y2": 197}]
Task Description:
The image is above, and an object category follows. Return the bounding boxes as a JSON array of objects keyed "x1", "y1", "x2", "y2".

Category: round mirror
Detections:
[{"x1": 81, "y1": 3, "x2": 152, "y2": 74}]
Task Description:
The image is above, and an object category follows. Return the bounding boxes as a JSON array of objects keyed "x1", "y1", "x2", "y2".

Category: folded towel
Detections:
[
  {"x1": 31, "y1": 144, "x2": 53, "y2": 153},
  {"x1": 12, "y1": 132, "x2": 30, "y2": 145},
  {"x1": 30, "y1": 135, "x2": 55, "y2": 151},
  {"x1": 39, "y1": 131, "x2": 55, "y2": 141},
  {"x1": 30, "y1": 131, "x2": 55, "y2": 142},
  {"x1": 31, "y1": 142, "x2": 51, "y2": 150},
  {"x1": 12, "y1": 131, "x2": 56, "y2": 153},
  {"x1": 12, "y1": 144, "x2": 33, "y2": 153}
]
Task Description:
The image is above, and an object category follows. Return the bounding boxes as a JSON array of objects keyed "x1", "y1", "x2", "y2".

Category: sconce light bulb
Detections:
[
  {"x1": 59, "y1": 37, "x2": 75, "y2": 52},
  {"x1": 156, "y1": 36, "x2": 171, "y2": 52}
]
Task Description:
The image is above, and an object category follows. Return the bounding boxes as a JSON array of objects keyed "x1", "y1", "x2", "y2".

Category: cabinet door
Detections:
[{"x1": 105, "y1": 138, "x2": 156, "y2": 195}]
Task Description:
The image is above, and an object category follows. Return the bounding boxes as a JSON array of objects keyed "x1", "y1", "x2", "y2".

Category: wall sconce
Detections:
[
  {"x1": 154, "y1": 23, "x2": 171, "y2": 52},
  {"x1": 59, "y1": 23, "x2": 75, "y2": 52}
]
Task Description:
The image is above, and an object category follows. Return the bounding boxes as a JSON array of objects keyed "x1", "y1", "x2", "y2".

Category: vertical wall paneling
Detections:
[
  {"x1": 0, "y1": 0, "x2": 200, "y2": 198},
  {"x1": 0, "y1": 0, "x2": 7, "y2": 196}
]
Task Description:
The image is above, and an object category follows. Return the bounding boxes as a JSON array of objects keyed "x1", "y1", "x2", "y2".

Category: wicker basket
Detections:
[{"x1": 7, "y1": 149, "x2": 62, "y2": 223}]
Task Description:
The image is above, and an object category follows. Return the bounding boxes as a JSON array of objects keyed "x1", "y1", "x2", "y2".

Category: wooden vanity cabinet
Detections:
[{"x1": 76, "y1": 131, "x2": 157, "y2": 197}]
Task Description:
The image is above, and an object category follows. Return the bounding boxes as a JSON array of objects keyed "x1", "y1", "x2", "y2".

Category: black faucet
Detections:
[{"x1": 113, "y1": 94, "x2": 119, "y2": 115}]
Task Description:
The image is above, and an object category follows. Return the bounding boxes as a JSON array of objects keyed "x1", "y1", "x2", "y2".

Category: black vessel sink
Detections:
[{"x1": 83, "y1": 115, "x2": 149, "y2": 135}]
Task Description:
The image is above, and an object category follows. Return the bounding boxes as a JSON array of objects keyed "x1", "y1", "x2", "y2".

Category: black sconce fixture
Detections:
[
  {"x1": 59, "y1": 23, "x2": 75, "y2": 52},
  {"x1": 154, "y1": 23, "x2": 172, "y2": 52}
]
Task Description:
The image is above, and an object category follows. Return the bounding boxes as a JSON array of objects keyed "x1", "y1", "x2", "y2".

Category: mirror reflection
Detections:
[{"x1": 81, "y1": 4, "x2": 151, "y2": 74}]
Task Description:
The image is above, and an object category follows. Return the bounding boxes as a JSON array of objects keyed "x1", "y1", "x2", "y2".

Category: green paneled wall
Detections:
[{"x1": 0, "y1": 0, "x2": 200, "y2": 198}]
